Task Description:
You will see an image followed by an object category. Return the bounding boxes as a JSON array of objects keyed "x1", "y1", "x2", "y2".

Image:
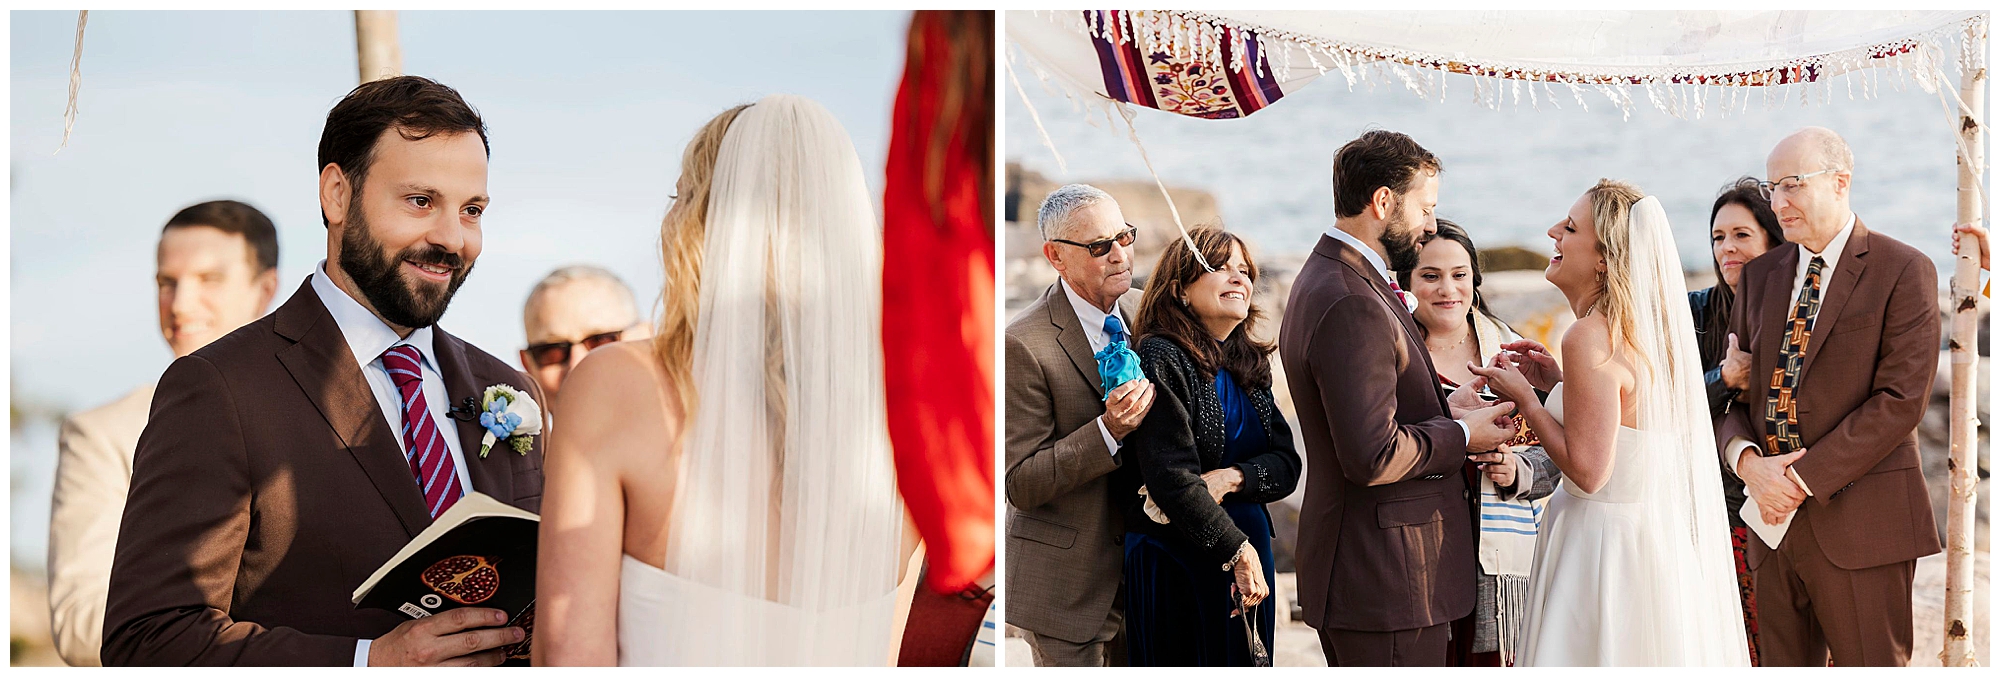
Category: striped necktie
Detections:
[{"x1": 382, "y1": 344, "x2": 463, "y2": 517}]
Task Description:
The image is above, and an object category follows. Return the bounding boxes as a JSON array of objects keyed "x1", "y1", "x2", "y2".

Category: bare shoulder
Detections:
[
  {"x1": 552, "y1": 341, "x2": 682, "y2": 461},
  {"x1": 1560, "y1": 313, "x2": 1615, "y2": 365}
]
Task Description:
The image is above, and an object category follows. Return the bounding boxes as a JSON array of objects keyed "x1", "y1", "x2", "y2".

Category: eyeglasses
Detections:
[
  {"x1": 1052, "y1": 225, "x2": 1138, "y2": 258},
  {"x1": 526, "y1": 330, "x2": 625, "y2": 368},
  {"x1": 1755, "y1": 169, "x2": 1838, "y2": 200}
]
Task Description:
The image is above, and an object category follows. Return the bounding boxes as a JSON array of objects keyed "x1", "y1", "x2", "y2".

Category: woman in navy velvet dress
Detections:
[{"x1": 1120, "y1": 227, "x2": 1301, "y2": 666}]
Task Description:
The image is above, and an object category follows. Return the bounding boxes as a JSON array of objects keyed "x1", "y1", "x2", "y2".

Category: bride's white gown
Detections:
[
  {"x1": 1518, "y1": 384, "x2": 1748, "y2": 666},
  {"x1": 617, "y1": 556, "x2": 897, "y2": 666}
]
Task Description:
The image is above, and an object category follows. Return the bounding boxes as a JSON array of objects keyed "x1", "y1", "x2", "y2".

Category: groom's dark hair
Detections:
[
  {"x1": 316, "y1": 75, "x2": 489, "y2": 226},
  {"x1": 1331, "y1": 130, "x2": 1441, "y2": 218}
]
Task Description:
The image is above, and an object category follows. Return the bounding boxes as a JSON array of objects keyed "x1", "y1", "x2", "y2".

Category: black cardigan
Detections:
[
  {"x1": 1689, "y1": 286, "x2": 1751, "y2": 527},
  {"x1": 1119, "y1": 335, "x2": 1303, "y2": 568}
]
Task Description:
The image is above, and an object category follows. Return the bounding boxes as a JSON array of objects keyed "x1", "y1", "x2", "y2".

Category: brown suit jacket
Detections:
[
  {"x1": 102, "y1": 279, "x2": 546, "y2": 666},
  {"x1": 1279, "y1": 234, "x2": 1474, "y2": 632},
  {"x1": 1002, "y1": 283, "x2": 1136, "y2": 643},
  {"x1": 1716, "y1": 219, "x2": 1941, "y2": 570}
]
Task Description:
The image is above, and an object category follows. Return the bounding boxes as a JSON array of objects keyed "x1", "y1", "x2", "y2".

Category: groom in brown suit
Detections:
[
  {"x1": 103, "y1": 76, "x2": 542, "y2": 666},
  {"x1": 1717, "y1": 127, "x2": 1940, "y2": 667},
  {"x1": 1279, "y1": 131, "x2": 1518, "y2": 666}
]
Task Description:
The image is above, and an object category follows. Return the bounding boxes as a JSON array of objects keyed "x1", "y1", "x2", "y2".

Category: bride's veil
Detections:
[
  {"x1": 1624, "y1": 196, "x2": 1749, "y2": 664},
  {"x1": 662, "y1": 94, "x2": 902, "y2": 664}
]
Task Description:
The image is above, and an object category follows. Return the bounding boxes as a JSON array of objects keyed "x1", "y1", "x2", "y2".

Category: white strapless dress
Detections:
[
  {"x1": 1515, "y1": 384, "x2": 1668, "y2": 666},
  {"x1": 616, "y1": 555, "x2": 898, "y2": 666}
]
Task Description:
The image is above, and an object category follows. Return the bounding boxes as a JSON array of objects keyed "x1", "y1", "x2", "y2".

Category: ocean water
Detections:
[{"x1": 1006, "y1": 50, "x2": 1977, "y2": 277}]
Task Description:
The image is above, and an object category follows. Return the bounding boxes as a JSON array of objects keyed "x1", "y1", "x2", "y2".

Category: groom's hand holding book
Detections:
[{"x1": 367, "y1": 608, "x2": 523, "y2": 667}]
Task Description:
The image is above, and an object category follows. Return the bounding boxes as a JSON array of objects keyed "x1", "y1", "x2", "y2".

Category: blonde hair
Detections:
[
  {"x1": 655, "y1": 104, "x2": 752, "y2": 419},
  {"x1": 1586, "y1": 178, "x2": 1648, "y2": 364}
]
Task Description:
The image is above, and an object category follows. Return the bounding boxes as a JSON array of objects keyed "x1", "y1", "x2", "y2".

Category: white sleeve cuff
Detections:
[
  {"x1": 355, "y1": 639, "x2": 371, "y2": 667},
  {"x1": 1455, "y1": 419, "x2": 1471, "y2": 446},
  {"x1": 1725, "y1": 437, "x2": 1758, "y2": 475},
  {"x1": 1097, "y1": 416, "x2": 1121, "y2": 456}
]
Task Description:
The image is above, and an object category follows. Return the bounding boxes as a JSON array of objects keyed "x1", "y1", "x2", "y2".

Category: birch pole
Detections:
[
  {"x1": 1942, "y1": 33, "x2": 1985, "y2": 669},
  {"x1": 354, "y1": 11, "x2": 401, "y2": 83}
]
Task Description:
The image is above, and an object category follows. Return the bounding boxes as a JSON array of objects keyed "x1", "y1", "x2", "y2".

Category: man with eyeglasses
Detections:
[
  {"x1": 1716, "y1": 126, "x2": 1941, "y2": 667},
  {"x1": 519, "y1": 264, "x2": 650, "y2": 413},
  {"x1": 1004, "y1": 183, "x2": 1153, "y2": 666}
]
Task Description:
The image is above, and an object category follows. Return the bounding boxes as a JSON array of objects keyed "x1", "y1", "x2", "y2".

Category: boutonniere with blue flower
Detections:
[{"x1": 477, "y1": 384, "x2": 543, "y2": 457}]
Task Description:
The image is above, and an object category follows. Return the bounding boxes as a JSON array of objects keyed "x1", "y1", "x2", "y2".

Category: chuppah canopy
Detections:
[{"x1": 1008, "y1": 10, "x2": 1986, "y2": 121}]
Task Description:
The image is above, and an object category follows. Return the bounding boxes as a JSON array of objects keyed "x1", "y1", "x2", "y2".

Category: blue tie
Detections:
[{"x1": 1103, "y1": 313, "x2": 1128, "y2": 346}]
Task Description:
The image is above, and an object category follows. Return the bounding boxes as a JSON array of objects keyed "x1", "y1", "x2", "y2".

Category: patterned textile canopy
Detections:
[{"x1": 1008, "y1": 10, "x2": 1987, "y2": 121}]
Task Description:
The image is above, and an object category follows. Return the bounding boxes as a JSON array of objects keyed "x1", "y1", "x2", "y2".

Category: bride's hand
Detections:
[
  {"x1": 1498, "y1": 339, "x2": 1563, "y2": 390},
  {"x1": 1469, "y1": 357, "x2": 1536, "y2": 407}
]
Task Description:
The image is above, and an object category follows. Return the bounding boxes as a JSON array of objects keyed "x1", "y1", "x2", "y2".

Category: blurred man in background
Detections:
[
  {"x1": 519, "y1": 264, "x2": 649, "y2": 411},
  {"x1": 46, "y1": 199, "x2": 280, "y2": 666}
]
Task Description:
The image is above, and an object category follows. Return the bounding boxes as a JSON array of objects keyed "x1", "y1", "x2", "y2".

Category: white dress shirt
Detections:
[
  {"x1": 1325, "y1": 225, "x2": 1474, "y2": 444},
  {"x1": 312, "y1": 262, "x2": 472, "y2": 666},
  {"x1": 1060, "y1": 278, "x2": 1128, "y2": 456}
]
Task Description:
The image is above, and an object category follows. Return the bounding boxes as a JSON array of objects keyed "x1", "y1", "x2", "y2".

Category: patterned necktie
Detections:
[
  {"x1": 1764, "y1": 256, "x2": 1825, "y2": 456},
  {"x1": 1103, "y1": 313, "x2": 1128, "y2": 346},
  {"x1": 382, "y1": 344, "x2": 462, "y2": 517}
]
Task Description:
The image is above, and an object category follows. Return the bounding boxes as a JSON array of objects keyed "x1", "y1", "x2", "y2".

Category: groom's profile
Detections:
[{"x1": 102, "y1": 75, "x2": 546, "y2": 666}]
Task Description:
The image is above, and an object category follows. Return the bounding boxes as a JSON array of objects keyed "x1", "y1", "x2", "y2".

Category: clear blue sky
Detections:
[{"x1": 11, "y1": 10, "x2": 910, "y2": 414}]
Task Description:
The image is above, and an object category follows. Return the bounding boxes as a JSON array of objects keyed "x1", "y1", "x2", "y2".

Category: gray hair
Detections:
[
  {"x1": 1794, "y1": 126, "x2": 1854, "y2": 172},
  {"x1": 1036, "y1": 183, "x2": 1114, "y2": 241},
  {"x1": 524, "y1": 264, "x2": 638, "y2": 318}
]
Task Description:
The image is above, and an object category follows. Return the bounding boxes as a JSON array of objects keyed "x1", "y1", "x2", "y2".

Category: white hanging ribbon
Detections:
[{"x1": 1111, "y1": 101, "x2": 1214, "y2": 272}]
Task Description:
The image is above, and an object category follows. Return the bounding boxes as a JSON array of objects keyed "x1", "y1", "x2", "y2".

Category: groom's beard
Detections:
[
  {"x1": 1379, "y1": 204, "x2": 1422, "y2": 272},
  {"x1": 338, "y1": 203, "x2": 472, "y2": 329}
]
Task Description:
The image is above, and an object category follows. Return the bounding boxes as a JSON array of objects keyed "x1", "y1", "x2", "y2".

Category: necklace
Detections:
[{"x1": 1427, "y1": 328, "x2": 1470, "y2": 352}]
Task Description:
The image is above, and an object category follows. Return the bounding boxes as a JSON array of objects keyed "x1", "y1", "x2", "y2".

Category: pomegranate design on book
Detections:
[{"x1": 420, "y1": 555, "x2": 501, "y2": 604}]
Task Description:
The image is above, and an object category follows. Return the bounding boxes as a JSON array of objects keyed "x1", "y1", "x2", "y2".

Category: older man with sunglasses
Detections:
[
  {"x1": 1004, "y1": 183, "x2": 1155, "y2": 666},
  {"x1": 519, "y1": 264, "x2": 651, "y2": 412}
]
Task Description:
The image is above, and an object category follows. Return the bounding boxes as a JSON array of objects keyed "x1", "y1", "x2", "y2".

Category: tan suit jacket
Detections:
[
  {"x1": 1003, "y1": 283, "x2": 1136, "y2": 643},
  {"x1": 1278, "y1": 235, "x2": 1474, "y2": 633},
  {"x1": 47, "y1": 382, "x2": 154, "y2": 666},
  {"x1": 1716, "y1": 219, "x2": 1941, "y2": 570},
  {"x1": 102, "y1": 279, "x2": 545, "y2": 666}
]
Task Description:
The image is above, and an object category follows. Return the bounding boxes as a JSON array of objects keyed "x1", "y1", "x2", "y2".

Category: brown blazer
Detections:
[
  {"x1": 1716, "y1": 219, "x2": 1941, "y2": 570},
  {"x1": 1278, "y1": 234, "x2": 1474, "y2": 633},
  {"x1": 102, "y1": 279, "x2": 546, "y2": 666},
  {"x1": 1002, "y1": 283, "x2": 1135, "y2": 643}
]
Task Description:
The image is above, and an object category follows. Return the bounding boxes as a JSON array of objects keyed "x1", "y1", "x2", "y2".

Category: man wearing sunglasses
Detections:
[
  {"x1": 519, "y1": 264, "x2": 650, "y2": 412},
  {"x1": 1005, "y1": 183, "x2": 1154, "y2": 666},
  {"x1": 1716, "y1": 126, "x2": 1941, "y2": 667}
]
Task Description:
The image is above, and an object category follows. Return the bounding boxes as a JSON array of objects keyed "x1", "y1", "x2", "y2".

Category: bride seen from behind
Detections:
[
  {"x1": 1468, "y1": 180, "x2": 1748, "y2": 666},
  {"x1": 535, "y1": 95, "x2": 912, "y2": 666}
]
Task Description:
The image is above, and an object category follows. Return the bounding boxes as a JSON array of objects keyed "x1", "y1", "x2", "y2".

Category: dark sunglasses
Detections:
[
  {"x1": 526, "y1": 330, "x2": 625, "y2": 368},
  {"x1": 1053, "y1": 225, "x2": 1138, "y2": 258}
]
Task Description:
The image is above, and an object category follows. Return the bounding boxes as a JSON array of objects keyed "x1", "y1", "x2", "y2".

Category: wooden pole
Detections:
[
  {"x1": 1942, "y1": 29, "x2": 1985, "y2": 669},
  {"x1": 354, "y1": 11, "x2": 401, "y2": 83}
]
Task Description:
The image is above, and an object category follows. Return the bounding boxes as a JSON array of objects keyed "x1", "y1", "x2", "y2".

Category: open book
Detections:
[{"x1": 352, "y1": 492, "x2": 539, "y2": 664}]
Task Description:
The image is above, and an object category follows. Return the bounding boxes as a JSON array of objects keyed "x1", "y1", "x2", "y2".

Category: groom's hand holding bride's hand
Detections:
[
  {"x1": 1458, "y1": 400, "x2": 1518, "y2": 453},
  {"x1": 1497, "y1": 339, "x2": 1563, "y2": 390},
  {"x1": 367, "y1": 607, "x2": 524, "y2": 667},
  {"x1": 1469, "y1": 357, "x2": 1536, "y2": 408}
]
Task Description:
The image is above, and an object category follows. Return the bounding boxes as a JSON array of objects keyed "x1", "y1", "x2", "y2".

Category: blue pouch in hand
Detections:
[{"x1": 1095, "y1": 340, "x2": 1144, "y2": 400}]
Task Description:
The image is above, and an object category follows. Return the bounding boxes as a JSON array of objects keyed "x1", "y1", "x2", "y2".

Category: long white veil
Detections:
[
  {"x1": 647, "y1": 94, "x2": 903, "y2": 665},
  {"x1": 1624, "y1": 196, "x2": 1749, "y2": 664}
]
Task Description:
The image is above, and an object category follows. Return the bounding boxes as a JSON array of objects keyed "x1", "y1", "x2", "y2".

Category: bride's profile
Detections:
[
  {"x1": 1470, "y1": 179, "x2": 1748, "y2": 666},
  {"x1": 535, "y1": 95, "x2": 911, "y2": 666}
]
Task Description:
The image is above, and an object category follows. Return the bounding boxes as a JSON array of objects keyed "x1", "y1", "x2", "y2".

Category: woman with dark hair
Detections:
[
  {"x1": 1692, "y1": 176, "x2": 1787, "y2": 665},
  {"x1": 1397, "y1": 220, "x2": 1558, "y2": 666},
  {"x1": 1121, "y1": 227, "x2": 1301, "y2": 666}
]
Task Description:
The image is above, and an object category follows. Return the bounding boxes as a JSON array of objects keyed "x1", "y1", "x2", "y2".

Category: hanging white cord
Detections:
[
  {"x1": 57, "y1": 10, "x2": 87, "y2": 154},
  {"x1": 1112, "y1": 101, "x2": 1214, "y2": 272},
  {"x1": 1004, "y1": 50, "x2": 1068, "y2": 174}
]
